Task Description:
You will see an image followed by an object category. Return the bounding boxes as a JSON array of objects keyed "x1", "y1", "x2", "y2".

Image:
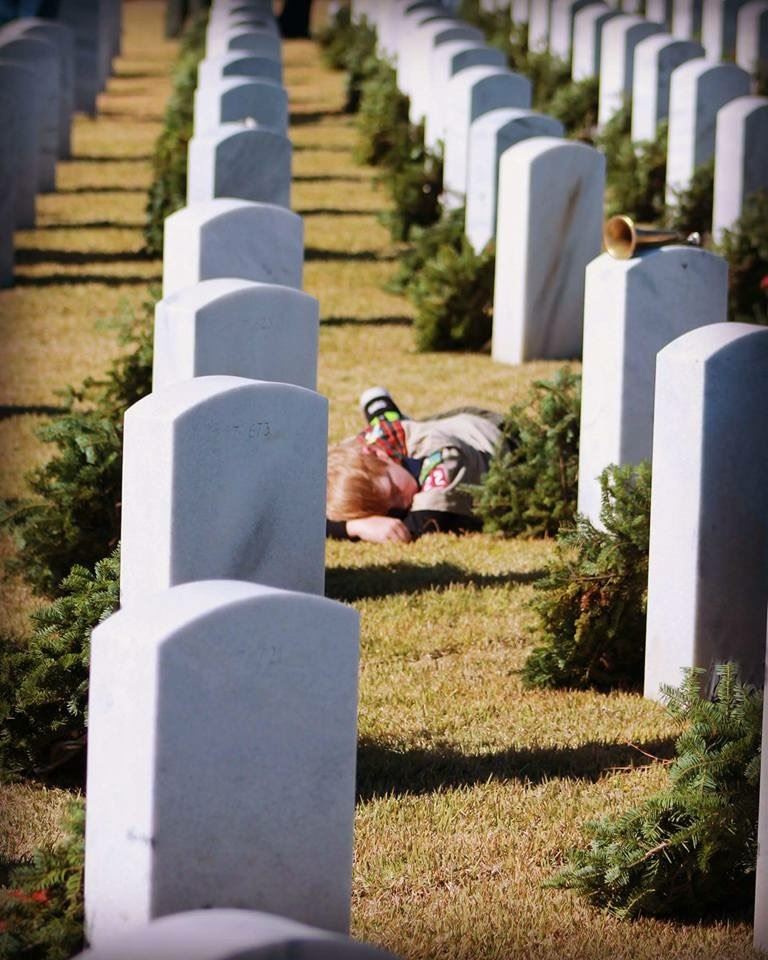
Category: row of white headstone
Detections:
[
  {"x1": 353, "y1": 1, "x2": 768, "y2": 948},
  {"x1": 353, "y1": 0, "x2": 767, "y2": 377},
  {"x1": 0, "y1": 0, "x2": 121, "y2": 286},
  {"x1": 507, "y1": 0, "x2": 768, "y2": 231},
  {"x1": 80, "y1": 3, "x2": 381, "y2": 958}
]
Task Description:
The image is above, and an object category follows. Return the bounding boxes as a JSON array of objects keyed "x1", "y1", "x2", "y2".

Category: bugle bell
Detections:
[{"x1": 603, "y1": 215, "x2": 701, "y2": 259}]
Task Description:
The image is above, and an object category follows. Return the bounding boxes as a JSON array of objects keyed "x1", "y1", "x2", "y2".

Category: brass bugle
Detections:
[{"x1": 603, "y1": 215, "x2": 701, "y2": 260}]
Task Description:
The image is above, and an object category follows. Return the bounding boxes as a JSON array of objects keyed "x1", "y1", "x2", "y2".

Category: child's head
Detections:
[{"x1": 327, "y1": 440, "x2": 418, "y2": 521}]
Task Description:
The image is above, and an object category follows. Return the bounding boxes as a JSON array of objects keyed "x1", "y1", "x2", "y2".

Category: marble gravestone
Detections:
[
  {"x1": 758, "y1": 666, "x2": 768, "y2": 953},
  {"x1": 74, "y1": 910, "x2": 399, "y2": 960},
  {"x1": 735, "y1": 0, "x2": 768, "y2": 74},
  {"x1": 408, "y1": 23, "x2": 485, "y2": 125},
  {"x1": 207, "y1": 27, "x2": 282, "y2": 60},
  {"x1": 597, "y1": 15, "x2": 665, "y2": 126},
  {"x1": 549, "y1": 0, "x2": 604, "y2": 61},
  {"x1": 119, "y1": 377, "x2": 327, "y2": 604},
  {"x1": 0, "y1": 61, "x2": 39, "y2": 227},
  {"x1": 0, "y1": 91, "x2": 18, "y2": 287},
  {"x1": 2, "y1": 19, "x2": 75, "y2": 158},
  {"x1": 153, "y1": 279, "x2": 319, "y2": 391},
  {"x1": 571, "y1": 3, "x2": 621, "y2": 80},
  {"x1": 187, "y1": 124, "x2": 292, "y2": 207},
  {"x1": 665, "y1": 60, "x2": 750, "y2": 206},
  {"x1": 644, "y1": 324, "x2": 768, "y2": 699},
  {"x1": 701, "y1": 0, "x2": 751, "y2": 58},
  {"x1": 712, "y1": 96, "x2": 768, "y2": 238},
  {"x1": 465, "y1": 108, "x2": 565, "y2": 253},
  {"x1": 491, "y1": 137, "x2": 604, "y2": 364},
  {"x1": 527, "y1": 0, "x2": 552, "y2": 51},
  {"x1": 162, "y1": 199, "x2": 303, "y2": 296},
  {"x1": 57, "y1": 0, "x2": 109, "y2": 115},
  {"x1": 671, "y1": 0, "x2": 703, "y2": 38},
  {"x1": 511, "y1": 0, "x2": 530, "y2": 23},
  {"x1": 630, "y1": 34, "x2": 704, "y2": 143},
  {"x1": 85, "y1": 581, "x2": 359, "y2": 944},
  {"x1": 646, "y1": 0, "x2": 673, "y2": 25},
  {"x1": 425, "y1": 41, "x2": 507, "y2": 149},
  {"x1": 0, "y1": 35, "x2": 59, "y2": 192},
  {"x1": 197, "y1": 52, "x2": 283, "y2": 87},
  {"x1": 443, "y1": 67, "x2": 531, "y2": 208},
  {"x1": 193, "y1": 77, "x2": 288, "y2": 135},
  {"x1": 577, "y1": 246, "x2": 728, "y2": 526},
  {"x1": 396, "y1": 15, "x2": 457, "y2": 105}
]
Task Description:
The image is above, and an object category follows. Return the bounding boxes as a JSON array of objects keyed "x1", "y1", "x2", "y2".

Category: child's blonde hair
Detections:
[{"x1": 326, "y1": 440, "x2": 392, "y2": 520}]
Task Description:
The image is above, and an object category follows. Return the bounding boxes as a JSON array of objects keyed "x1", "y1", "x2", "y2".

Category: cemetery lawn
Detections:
[{"x1": 0, "y1": 8, "x2": 758, "y2": 958}]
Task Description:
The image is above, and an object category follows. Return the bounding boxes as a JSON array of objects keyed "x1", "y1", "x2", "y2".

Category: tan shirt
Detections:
[{"x1": 402, "y1": 413, "x2": 502, "y2": 517}]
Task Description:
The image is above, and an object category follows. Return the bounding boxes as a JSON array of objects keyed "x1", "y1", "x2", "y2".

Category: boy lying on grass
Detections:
[{"x1": 326, "y1": 388, "x2": 504, "y2": 543}]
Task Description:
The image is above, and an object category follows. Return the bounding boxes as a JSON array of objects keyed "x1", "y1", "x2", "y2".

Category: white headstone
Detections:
[
  {"x1": 511, "y1": 0, "x2": 530, "y2": 23},
  {"x1": 0, "y1": 60, "x2": 39, "y2": 227},
  {"x1": 443, "y1": 67, "x2": 531, "y2": 208},
  {"x1": 571, "y1": 3, "x2": 621, "y2": 80},
  {"x1": 712, "y1": 96, "x2": 768, "y2": 238},
  {"x1": 193, "y1": 77, "x2": 288, "y2": 135},
  {"x1": 630, "y1": 34, "x2": 704, "y2": 142},
  {"x1": 645, "y1": 0, "x2": 672, "y2": 23},
  {"x1": 0, "y1": 89, "x2": 18, "y2": 287},
  {"x1": 408, "y1": 22, "x2": 484, "y2": 125},
  {"x1": 197, "y1": 52, "x2": 283, "y2": 87},
  {"x1": 207, "y1": 27, "x2": 282, "y2": 60},
  {"x1": 57, "y1": 0, "x2": 108, "y2": 115},
  {"x1": 153, "y1": 279, "x2": 319, "y2": 391},
  {"x1": 4, "y1": 19, "x2": 75, "y2": 159},
  {"x1": 735, "y1": 0, "x2": 768, "y2": 73},
  {"x1": 671, "y1": 0, "x2": 702, "y2": 37},
  {"x1": 187, "y1": 124, "x2": 291, "y2": 207},
  {"x1": 74, "y1": 910, "x2": 398, "y2": 960},
  {"x1": 397, "y1": 14, "x2": 456, "y2": 102},
  {"x1": 491, "y1": 137, "x2": 605, "y2": 364},
  {"x1": 701, "y1": 0, "x2": 751, "y2": 58},
  {"x1": 597, "y1": 15, "x2": 665, "y2": 126},
  {"x1": 85, "y1": 581, "x2": 359, "y2": 944},
  {"x1": 644, "y1": 323, "x2": 768, "y2": 698},
  {"x1": 550, "y1": 0, "x2": 604, "y2": 61},
  {"x1": 577, "y1": 246, "x2": 728, "y2": 525},
  {"x1": 665, "y1": 59, "x2": 750, "y2": 206},
  {"x1": 465, "y1": 108, "x2": 565, "y2": 252},
  {"x1": 162, "y1": 199, "x2": 303, "y2": 297},
  {"x1": 757, "y1": 648, "x2": 768, "y2": 952},
  {"x1": 0, "y1": 34, "x2": 58, "y2": 191},
  {"x1": 528, "y1": 0, "x2": 552, "y2": 50},
  {"x1": 120, "y1": 377, "x2": 326, "y2": 604},
  {"x1": 425, "y1": 42, "x2": 507, "y2": 149}
]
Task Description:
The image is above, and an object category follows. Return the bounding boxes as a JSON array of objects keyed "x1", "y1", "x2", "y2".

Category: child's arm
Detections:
[{"x1": 326, "y1": 516, "x2": 412, "y2": 543}]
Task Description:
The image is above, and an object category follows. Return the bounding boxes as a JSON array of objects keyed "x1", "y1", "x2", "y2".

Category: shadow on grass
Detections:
[
  {"x1": 296, "y1": 207, "x2": 386, "y2": 216},
  {"x1": 356, "y1": 736, "x2": 677, "y2": 801},
  {"x1": 326, "y1": 561, "x2": 544, "y2": 602},
  {"x1": 289, "y1": 109, "x2": 348, "y2": 126},
  {"x1": 293, "y1": 173, "x2": 366, "y2": 183},
  {"x1": 52, "y1": 185, "x2": 147, "y2": 195},
  {"x1": 293, "y1": 143, "x2": 351, "y2": 153},
  {"x1": 0, "y1": 404, "x2": 68, "y2": 422},
  {"x1": 69, "y1": 154, "x2": 152, "y2": 163},
  {"x1": 321, "y1": 314, "x2": 412, "y2": 327},
  {"x1": 305, "y1": 247, "x2": 397, "y2": 262},
  {"x1": 15, "y1": 248, "x2": 153, "y2": 266},
  {"x1": 33, "y1": 221, "x2": 147, "y2": 231},
  {"x1": 13, "y1": 274, "x2": 162, "y2": 288}
]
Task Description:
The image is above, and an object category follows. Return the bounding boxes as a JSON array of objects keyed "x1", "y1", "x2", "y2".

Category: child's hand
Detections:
[{"x1": 346, "y1": 516, "x2": 412, "y2": 544}]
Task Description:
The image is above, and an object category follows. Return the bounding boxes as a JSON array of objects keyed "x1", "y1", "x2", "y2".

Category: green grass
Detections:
[{"x1": 0, "y1": 13, "x2": 759, "y2": 959}]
